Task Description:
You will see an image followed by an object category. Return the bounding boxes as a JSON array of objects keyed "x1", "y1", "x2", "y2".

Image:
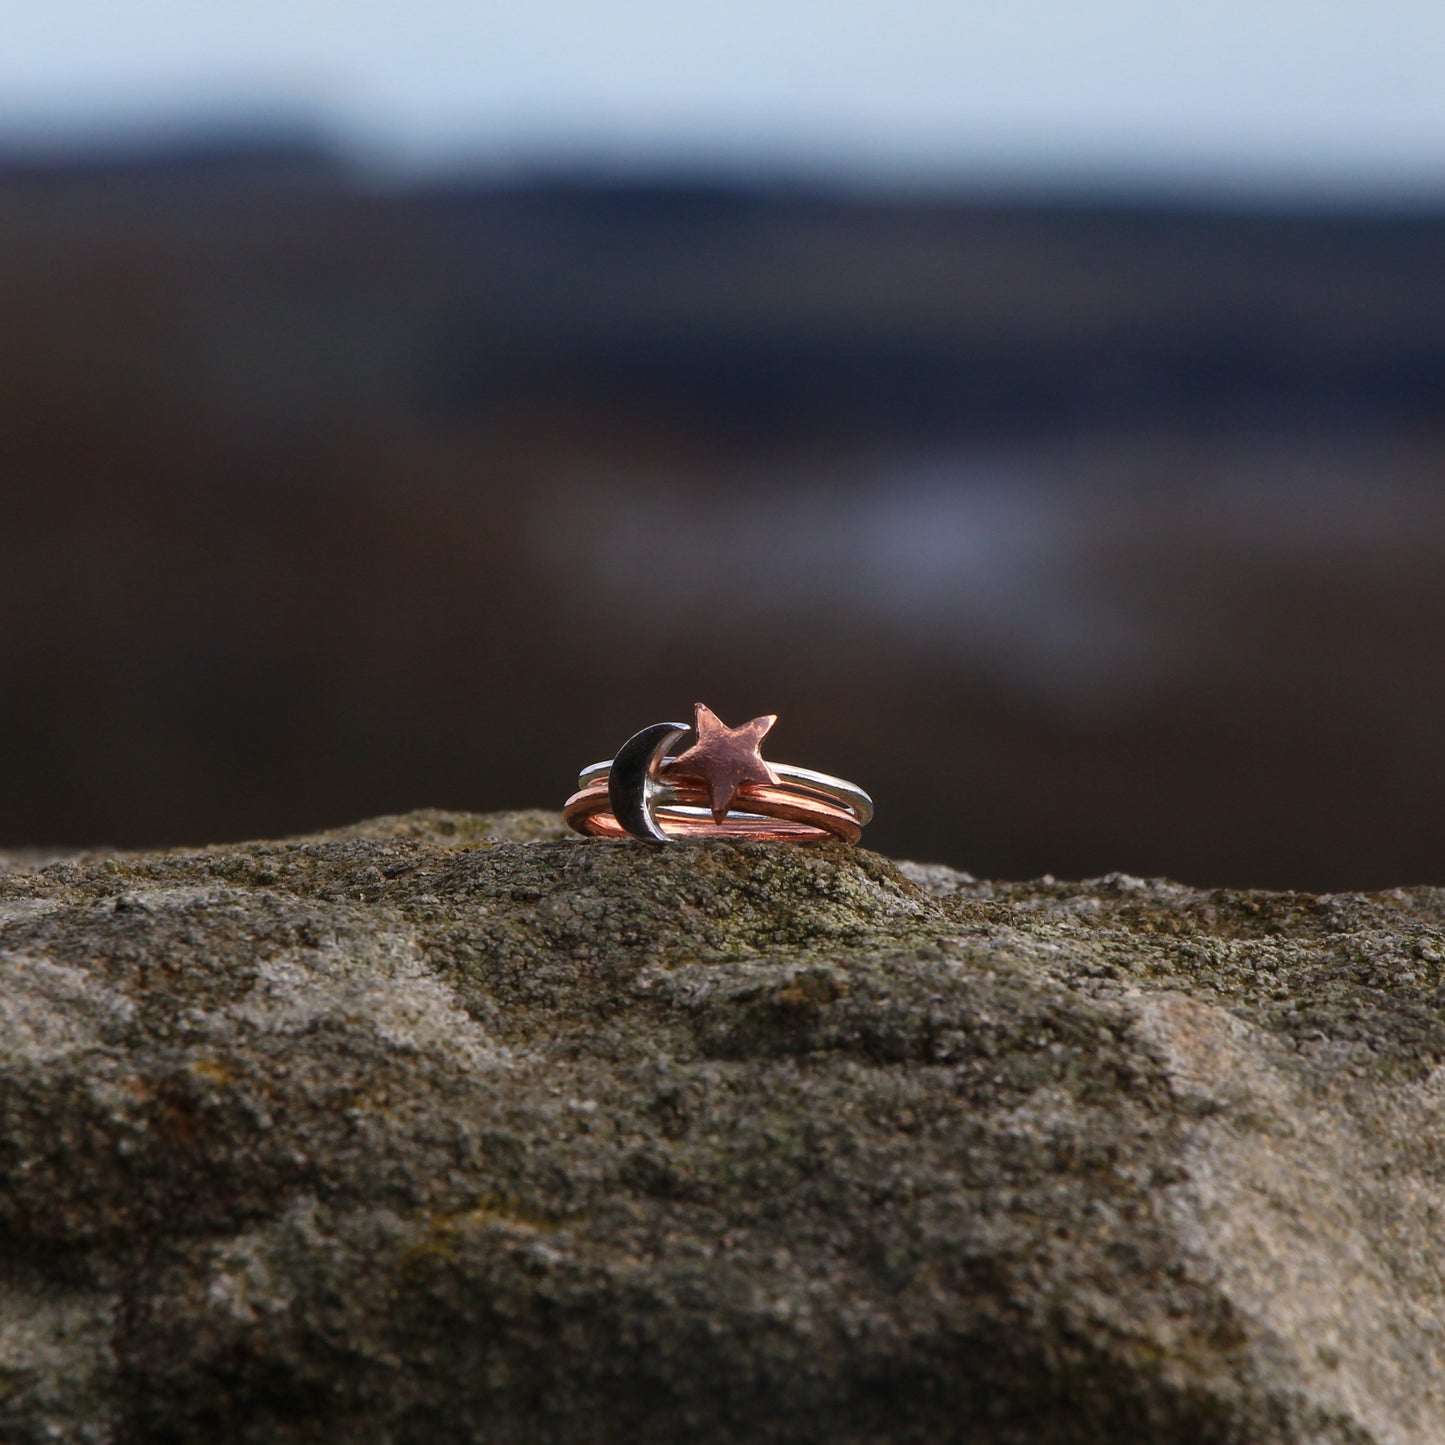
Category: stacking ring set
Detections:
[{"x1": 565, "y1": 703, "x2": 872, "y2": 844}]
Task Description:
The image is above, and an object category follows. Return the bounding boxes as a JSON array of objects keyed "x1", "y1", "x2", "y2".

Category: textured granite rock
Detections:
[{"x1": 2, "y1": 810, "x2": 1444, "y2": 1443}]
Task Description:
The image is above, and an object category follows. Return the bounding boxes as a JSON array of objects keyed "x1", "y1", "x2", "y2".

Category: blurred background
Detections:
[{"x1": 1, "y1": 1, "x2": 1443, "y2": 887}]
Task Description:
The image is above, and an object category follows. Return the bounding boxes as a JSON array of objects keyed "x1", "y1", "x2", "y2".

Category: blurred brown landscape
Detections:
[{"x1": 1, "y1": 136, "x2": 1443, "y2": 888}]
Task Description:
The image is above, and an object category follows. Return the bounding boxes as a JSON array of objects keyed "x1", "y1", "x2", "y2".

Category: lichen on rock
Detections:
[{"x1": 2, "y1": 812, "x2": 1443, "y2": 1443}]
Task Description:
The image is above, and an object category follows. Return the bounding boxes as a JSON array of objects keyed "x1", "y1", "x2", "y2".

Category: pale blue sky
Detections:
[{"x1": 3, "y1": 0, "x2": 1444, "y2": 193}]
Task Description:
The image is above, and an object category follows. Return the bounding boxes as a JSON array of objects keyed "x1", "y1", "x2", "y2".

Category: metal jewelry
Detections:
[{"x1": 564, "y1": 703, "x2": 872, "y2": 843}]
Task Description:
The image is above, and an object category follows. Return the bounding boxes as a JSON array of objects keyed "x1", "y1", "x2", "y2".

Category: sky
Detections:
[{"x1": 3, "y1": 0, "x2": 1445, "y2": 194}]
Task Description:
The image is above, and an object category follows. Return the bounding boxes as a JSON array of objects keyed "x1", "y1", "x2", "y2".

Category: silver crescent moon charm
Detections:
[{"x1": 607, "y1": 721, "x2": 691, "y2": 842}]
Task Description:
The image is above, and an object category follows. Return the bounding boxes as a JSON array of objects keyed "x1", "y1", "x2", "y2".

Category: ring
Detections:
[{"x1": 564, "y1": 703, "x2": 873, "y2": 844}]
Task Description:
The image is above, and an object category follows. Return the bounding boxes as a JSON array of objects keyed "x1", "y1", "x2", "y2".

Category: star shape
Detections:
[{"x1": 661, "y1": 703, "x2": 779, "y2": 822}]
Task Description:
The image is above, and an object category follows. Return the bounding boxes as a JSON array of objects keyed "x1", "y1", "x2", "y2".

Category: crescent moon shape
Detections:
[{"x1": 608, "y1": 721, "x2": 691, "y2": 842}]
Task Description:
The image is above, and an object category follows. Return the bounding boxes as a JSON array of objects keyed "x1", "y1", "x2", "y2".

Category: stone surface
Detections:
[{"x1": 2, "y1": 810, "x2": 1444, "y2": 1443}]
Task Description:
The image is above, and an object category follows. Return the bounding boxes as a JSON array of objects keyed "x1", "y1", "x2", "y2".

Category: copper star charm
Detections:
[{"x1": 661, "y1": 703, "x2": 780, "y2": 822}]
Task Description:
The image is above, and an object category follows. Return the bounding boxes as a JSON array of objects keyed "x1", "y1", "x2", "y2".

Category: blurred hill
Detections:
[{"x1": 1, "y1": 139, "x2": 1443, "y2": 887}]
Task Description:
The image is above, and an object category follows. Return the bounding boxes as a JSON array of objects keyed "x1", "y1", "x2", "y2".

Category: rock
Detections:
[{"x1": 2, "y1": 813, "x2": 1444, "y2": 1444}]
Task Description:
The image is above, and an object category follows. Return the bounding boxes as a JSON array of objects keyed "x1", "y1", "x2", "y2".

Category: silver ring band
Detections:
[{"x1": 577, "y1": 757, "x2": 874, "y2": 827}]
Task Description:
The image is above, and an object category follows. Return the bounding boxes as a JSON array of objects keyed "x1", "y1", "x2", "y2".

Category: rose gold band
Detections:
[{"x1": 563, "y1": 778, "x2": 863, "y2": 844}]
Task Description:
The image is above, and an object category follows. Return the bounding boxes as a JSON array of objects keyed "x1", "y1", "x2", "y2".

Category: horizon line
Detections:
[{"x1": 1, "y1": 115, "x2": 1444, "y2": 216}]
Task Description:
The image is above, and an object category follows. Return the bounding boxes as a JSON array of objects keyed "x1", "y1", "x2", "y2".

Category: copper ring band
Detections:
[
  {"x1": 564, "y1": 704, "x2": 872, "y2": 845},
  {"x1": 564, "y1": 778, "x2": 863, "y2": 843},
  {"x1": 574, "y1": 758, "x2": 874, "y2": 827}
]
